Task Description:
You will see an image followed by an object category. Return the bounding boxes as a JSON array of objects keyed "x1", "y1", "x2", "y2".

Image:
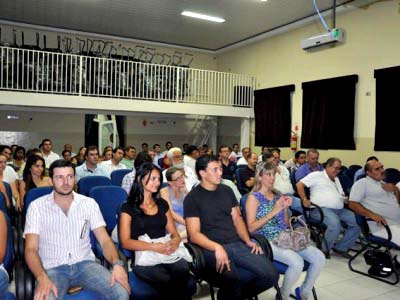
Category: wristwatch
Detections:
[{"x1": 112, "y1": 259, "x2": 124, "y2": 268}]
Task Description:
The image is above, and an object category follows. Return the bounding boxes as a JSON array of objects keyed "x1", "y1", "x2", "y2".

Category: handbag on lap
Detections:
[{"x1": 272, "y1": 216, "x2": 311, "y2": 251}]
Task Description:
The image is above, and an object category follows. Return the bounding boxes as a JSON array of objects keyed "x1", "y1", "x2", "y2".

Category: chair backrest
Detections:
[
  {"x1": 0, "y1": 192, "x2": 6, "y2": 213},
  {"x1": 2, "y1": 181, "x2": 12, "y2": 203},
  {"x1": 77, "y1": 176, "x2": 112, "y2": 196},
  {"x1": 2, "y1": 212, "x2": 14, "y2": 274},
  {"x1": 290, "y1": 171, "x2": 298, "y2": 194},
  {"x1": 89, "y1": 186, "x2": 128, "y2": 233},
  {"x1": 23, "y1": 186, "x2": 54, "y2": 217},
  {"x1": 235, "y1": 168, "x2": 249, "y2": 195},
  {"x1": 110, "y1": 169, "x2": 132, "y2": 186},
  {"x1": 239, "y1": 194, "x2": 249, "y2": 224}
]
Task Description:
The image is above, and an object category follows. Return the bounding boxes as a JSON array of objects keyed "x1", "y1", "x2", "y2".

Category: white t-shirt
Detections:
[
  {"x1": 301, "y1": 170, "x2": 346, "y2": 209},
  {"x1": 351, "y1": 177, "x2": 400, "y2": 233},
  {"x1": 274, "y1": 166, "x2": 295, "y2": 195},
  {"x1": 100, "y1": 160, "x2": 127, "y2": 176},
  {"x1": 3, "y1": 166, "x2": 18, "y2": 183},
  {"x1": 236, "y1": 157, "x2": 247, "y2": 166}
]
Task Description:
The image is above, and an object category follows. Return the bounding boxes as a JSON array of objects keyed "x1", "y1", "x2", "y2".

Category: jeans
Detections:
[
  {"x1": 318, "y1": 208, "x2": 360, "y2": 251},
  {"x1": 202, "y1": 241, "x2": 279, "y2": 300},
  {"x1": 289, "y1": 195, "x2": 303, "y2": 214},
  {"x1": 271, "y1": 243, "x2": 325, "y2": 300},
  {"x1": 0, "y1": 268, "x2": 8, "y2": 300},
  {"x1": 44, "y1": 260, "x2": 129, "y2": 300},
  {"x1": 133, "y1": 258, "x2": 192, "y2": 300}
]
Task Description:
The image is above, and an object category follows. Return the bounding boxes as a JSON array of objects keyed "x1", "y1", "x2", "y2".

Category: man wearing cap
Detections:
[{"x1": 184, "y1": 145, "x2": 199, "y2": 174}]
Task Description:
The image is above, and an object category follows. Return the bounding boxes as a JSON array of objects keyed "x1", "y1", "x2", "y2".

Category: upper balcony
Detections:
[{"x1": 0, "y1": 46, "x2": 255, "y2": 117}]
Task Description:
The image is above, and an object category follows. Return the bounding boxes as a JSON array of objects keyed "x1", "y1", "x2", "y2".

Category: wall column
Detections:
[{"x1": 240, "y1": 117, "x2": 250, "y2": 148}]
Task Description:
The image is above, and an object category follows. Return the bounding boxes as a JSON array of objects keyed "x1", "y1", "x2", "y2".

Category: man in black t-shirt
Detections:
[{"x1": 184, "y1": 155, "x2": 278, "y2": 300}]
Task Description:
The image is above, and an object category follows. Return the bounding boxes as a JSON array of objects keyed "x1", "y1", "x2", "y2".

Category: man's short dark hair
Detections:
[
  {"x1": 125, "y1": 146, "x2": 136, "y2": 152},
  {"x1": 0, "y1": 145, "x2": 11, "y2": 153},
  {"x1": 195, "y1": 155, "x2": 219, "y2": 180},
  {"x1": 49, "y1": 159, "x2": 76, "y2": 178},
  {"x1": 41, "y1": 138, "x2": 52, "y2": 145},
  {"x1": 366, "y1": 156, "x2": 378, "y2": 162},
  {"x1": 134, "y1": 151, "x2": 153, "y2": 170},
  {"x1": 62, "y1": 150, "x2": 71, "y2": 157},
  {"x1": 306, "y1": 148, "x2": 319, "y2": 156},
  {"x1": 324, "y1": 157, "x2": 341, "y2": 168},
  {"x1": 153, "y1": 144, "x2": 160, "y2": 149},
  {"x1": 165, "y1": 141, "x2": 172, "y2": 147},
  {"x1": 232, "y1": 143, "x2": 239, "y2": 148},
  {"x1": 85, "y1": 145, "x2": 98, "y2": 157},
  {"x1": 270, "y1": 147, "x2": 281, "y2": 154},
  {"x1": 295, "y1": 150, "x2": 306, "y2": 159},
  {"x1": 218, "y1": 144, "x2": 229, "y2": 153},
  {"x1": 262, "y1": 152, "x2": 274, "y2": 162},
  {"x1": 141, "y1": 143, "x2": 148, "y2": 147},
  {"x1": 113, "y1": 146, "x2": 124, "y2": 154}
]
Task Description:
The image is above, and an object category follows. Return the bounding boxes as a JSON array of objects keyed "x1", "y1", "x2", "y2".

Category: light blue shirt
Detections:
[{"x1": 75, "y1": 163, "x2": 110, "y2": 182}]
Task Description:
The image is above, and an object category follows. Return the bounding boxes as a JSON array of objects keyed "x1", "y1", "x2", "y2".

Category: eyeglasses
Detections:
[{"x1": 171, "y1": 175, "x2": 185, "y2": 182}]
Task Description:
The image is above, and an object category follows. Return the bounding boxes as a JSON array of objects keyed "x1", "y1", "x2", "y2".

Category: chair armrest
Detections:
[
  {"x1": 15, "y1": 260, "x2": 35, "y2": 300},
  {"x1": 302, "y1": 202, "x2": 325, "y2": 224},
  {"x1": 365, "y1": 217, "x2": 392, "y2": 243},
  {"x1": 184, "y1": 242, "x2": 206, "y2": 272},
  {"x1": 250, "y1": 233, "x2": 273, "y2": 261}
]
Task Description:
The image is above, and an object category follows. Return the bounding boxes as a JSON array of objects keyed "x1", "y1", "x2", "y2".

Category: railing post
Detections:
[
  {"x1": 176, "y1": 67, "x2": 180, "y2": 103},
  {"x1": 79, "y1": 56, "x2": 83, "y2": 96}
]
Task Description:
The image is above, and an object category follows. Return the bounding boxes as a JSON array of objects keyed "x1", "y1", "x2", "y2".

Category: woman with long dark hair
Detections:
[
  {"x1": 18, "y1": 155, "x2": 52, "y2": 209},
  {"x1": 119, "y1": 162, "x2": 192, "y2": 300}
]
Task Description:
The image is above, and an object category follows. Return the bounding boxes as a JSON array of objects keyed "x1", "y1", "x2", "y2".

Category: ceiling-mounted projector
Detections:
[{"x1": 301, "y1": 28, "x2": 345, "y2": 50}]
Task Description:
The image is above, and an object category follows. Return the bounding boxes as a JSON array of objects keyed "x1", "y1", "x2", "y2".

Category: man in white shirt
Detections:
[
  {"x1": 152, "y1": 144, "x2": 163, "y2": 167},
  {"x1": 24, "y1": 159, "x2": 130, "y2": 300},
  {"x1": 75, "y1": 146, "x2": 109, "y2": 182},
  {"x1": 101, "y1": 147, "x2": 127, "y2": 176},
  {"x1": 297, "y1": 157, "x2": 360, "y2": 258},
  {"x1": 183, "y1": 145, "x2": 199, "y2": 174},
  {"x1": 228, "y1": 143, "x2": 241, "y2": 162},
  {"x1": 236, "y1": 147, "x2": 251, "y2": 166},
  {"x1": 41, "y1": 139, "x2": 61, "y2": 168},
  {"x1": 349, "y1": 160, "x2": 400, "y2": 245}
]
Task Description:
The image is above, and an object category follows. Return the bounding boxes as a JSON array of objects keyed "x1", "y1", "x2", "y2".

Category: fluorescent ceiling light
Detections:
[{"x1": 181, "y1": 11, "x2": 225, "y2": 23}]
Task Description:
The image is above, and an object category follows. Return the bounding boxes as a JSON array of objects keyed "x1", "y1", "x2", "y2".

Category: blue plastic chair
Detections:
[
  {"x1": 2, "y1": 212, "x2": 16, "y2": 300},
  {"x1": 0, "y1": 192, "x2": 7, "y2": 213},
  {"x1": 77, "y1": 176, "x2": 112, "y2": 196},
  {"x1": 2, "y1": 181, "x2": 12, "y2": 205},
  {"x1": 111, "y1": 169, "x2": 132, "y2": 187},
  {"x1": 235, "y1": 167, "x2": 249, "y2": 195},
  {"x1": 23, "y1": 187, "x2": 54, "y2": 218}
]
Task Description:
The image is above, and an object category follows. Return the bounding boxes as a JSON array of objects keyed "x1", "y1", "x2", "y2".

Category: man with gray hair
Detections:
[
  {"x1": 297, "y1": 158, "x2": 360, "y2": 258},
  {"x1": 163, "y1": 147, "x2": 198, "y2": 191}
]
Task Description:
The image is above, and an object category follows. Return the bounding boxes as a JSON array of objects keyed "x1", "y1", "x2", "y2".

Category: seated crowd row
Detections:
[{"x1": 0, "y1": 140, "x2": 399, "y2": 300}]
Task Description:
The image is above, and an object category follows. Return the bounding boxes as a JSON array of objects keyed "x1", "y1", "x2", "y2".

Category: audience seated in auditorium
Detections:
[
  {"x1": 71, "y1": 146, "x2": 86, "y2": 166},
  {"x1": 297, "y1": 158, "x2": 360, "y2": 258},
  {"x1": 119, "y1": 162, "x2": 192, "y2": 300},
  {"x1": 219, "y1": 144, "x2": 236, "y2": 181},
  {"x1": 349, "y1": 160, "x2": 400, "y2": 246},
  {"x1": 353, "y1": 156, "x2": 379, "y2": 183},
  {"x1": 75, "y1": 145, "x2": 109, "y2": 182},
  {"x1": 264, "y1": 152, "x2": 302, "y2": 212},
  {"x1": 41, "y1": 138, "x2": 61, "y2": 168},
  {"x1": 164, "y1": 147, "x2": 198, "y2": 191},
  {"x1": 120, "y1": 146, "x2": 136, "y2": 169},
  {"x1": 295, "y1": 149, "x2": 323, "y2": 182},
  {"x1": 19, "y1": 155, "x2": 52, "y2": 211},
  {"x1": 0, "y1": 154, "x2": 20, "y2": 210},
  {"x1": 121, "y1": 152, "x2": 153, "y2": 194},
  {"x1": 101, "y1": 147, "x2": 127, "y2": 176},
  {"x1": 184, "y1": 155, "x2": 279, "y2": 300},
  {"x1": 160, "y1": 167, "x2": 188, "y2": 240},
  {"x1": 284, "y1": 150, "x2": 306, "y2": 174},
  {"x1": 238, "y1": 152, "x2": 258, "y2": 191},
  {"x1": 246, "y1": 161, "x2": 325, "y2": 300},
  {"x1": 0, "y1": 211, "x2": 9, "y2": 299},
  {"x1": 236, "y1": 147, "x2": 251, "y2": 166},
  {"x1": 183, "y1": 145, "x2": 199, "y2": 174},
  {"x1": 24, "y1": 159, "x2": 130, "y2": 300}
]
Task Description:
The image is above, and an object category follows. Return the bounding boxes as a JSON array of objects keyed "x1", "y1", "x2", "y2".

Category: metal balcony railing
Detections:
[{"x1": 0, "y1": 46, "x2": 255, "y2": 107}]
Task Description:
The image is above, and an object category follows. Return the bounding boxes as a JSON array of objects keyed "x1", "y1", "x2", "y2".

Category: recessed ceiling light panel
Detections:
[{"x1": 181, "y1": 11, "x2": 225, "y2": 23}]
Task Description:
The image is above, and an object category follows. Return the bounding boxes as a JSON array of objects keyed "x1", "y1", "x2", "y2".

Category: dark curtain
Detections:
[
  {"x1": 84, "y1": 114, "x2": 98, "y2": 147},
  {"x1": 254, "y1": 84, "x2": 294, "y2": 147},
  {"x1": 301, "y1": 75, "x2": 357, "y2": 149},
  {"x1": 374, "y1": 66, "x2": 400, "y2": 151}
]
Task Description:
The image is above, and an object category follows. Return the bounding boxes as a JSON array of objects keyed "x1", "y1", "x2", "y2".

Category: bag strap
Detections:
[{"x1": 289, "y1": 216, "x2": 309, "y2": 231}]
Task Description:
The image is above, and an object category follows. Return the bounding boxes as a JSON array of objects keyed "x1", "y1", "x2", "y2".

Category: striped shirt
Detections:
[{"x1": 24, "y1": 191, "x2": 106, "y2": 269}]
